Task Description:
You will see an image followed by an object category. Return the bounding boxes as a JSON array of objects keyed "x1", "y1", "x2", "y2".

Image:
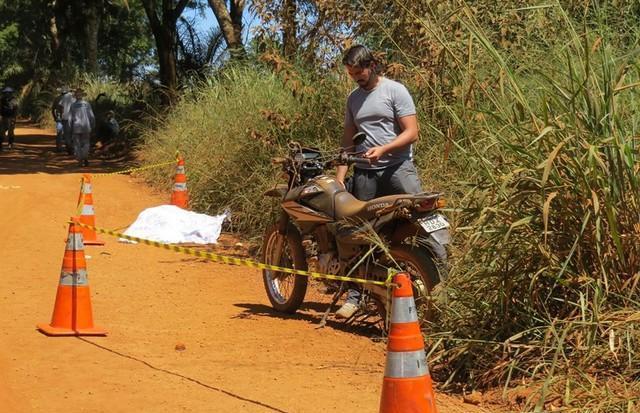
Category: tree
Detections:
[
  {"x1": 207, "y1": 0, "x2": 245, "y2": 57},
  {"x1": 100, "y1": 0, "x2": 155, "y2": 81},
  {"x1": 84, "y1": 0, "x2": 103, "y2": 74},
  {"x1": 177, "y1": 16, "x2": 226, "y2": 76},
  {"x1": 281, "y1": 0, "x2": 296, "y2": 58},
  {"x1": 140, "y1": 0, "x2": 191, "y2": 104}
]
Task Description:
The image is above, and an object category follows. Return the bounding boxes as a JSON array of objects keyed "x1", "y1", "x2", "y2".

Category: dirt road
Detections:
[{"x1": 0, "y1": 125, "x2": 489, "y2": 412}]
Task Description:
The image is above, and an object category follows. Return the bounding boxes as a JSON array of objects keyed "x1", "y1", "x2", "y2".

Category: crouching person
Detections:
[{"x1": 69, "y1": 88, "x2": 95, "y2": 167}]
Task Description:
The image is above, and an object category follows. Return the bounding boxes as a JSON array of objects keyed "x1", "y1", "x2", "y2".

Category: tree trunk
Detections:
[
  {"x1": 156, "y1": 28, "x2": 178, "y2": 104},
  {"x1": 50, "y1": 0, "x2": 69, "y2": 76},
  {"x1": 141, "y1": 0, "x2": 190, "y2": 105},
  {"x1": 282, "y1": 0, "x2": 297, "y2": 58},
  {"x1": 208, "y1": 0, "x2": 245, "y2": 57},
  {"x1": 85, "y1": 0, "x2": 102, "y2": 74}
]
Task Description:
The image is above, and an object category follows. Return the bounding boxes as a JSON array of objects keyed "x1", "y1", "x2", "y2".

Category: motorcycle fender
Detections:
[
  {"x1": 429, "y1": 228, "x2": 451, "y2": 245},
  {"x1": 264, "y1": 184, "x2": 288, "y2": 198},
  {"x1": 389, "y1": 220, "x2": 449, "y2": 280}
]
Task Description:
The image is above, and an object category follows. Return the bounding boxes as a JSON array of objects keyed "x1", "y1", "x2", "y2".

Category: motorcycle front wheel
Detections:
[{"x1": 262, "y1": 225, "x2": 308, "y2": 313}]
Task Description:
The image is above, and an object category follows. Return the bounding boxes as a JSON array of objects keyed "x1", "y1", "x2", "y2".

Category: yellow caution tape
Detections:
[
  {"x1": 92, "y1": 159, "x2": 177, "y2": 177},
  {"x1": 72, "y1": 221, "x2": 392, "y2": 287}
]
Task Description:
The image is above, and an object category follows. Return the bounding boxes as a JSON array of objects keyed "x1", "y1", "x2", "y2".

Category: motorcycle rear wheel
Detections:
[
  {"x1": 262, "y1": 225, "x2": 308, "y2": 313},
  {"x1": 388, "y1": 245, "x2": 441, "y2": 323}
]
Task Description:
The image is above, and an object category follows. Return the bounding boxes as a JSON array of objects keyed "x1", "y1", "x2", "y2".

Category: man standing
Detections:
[
  {"x1": 335, "y1": 45, "x2": 423, "y2": 319},
  {"x1": 69, "y1": 88, "x2": 95, "y2": 167},
  {"x1": 59, "y1": 86, "x2": 76, "y2": 155},
  {"x1": 0, "y1": 87, "x2": 18, "y2": 151}
]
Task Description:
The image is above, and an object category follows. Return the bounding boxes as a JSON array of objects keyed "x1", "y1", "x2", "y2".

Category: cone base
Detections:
[
  {"x1": 83, "y1": 239, "x2": 105, "y2": 246},
  {"x1": 36, "y1": 323, "x2": 107, "y2": 336},
  {"x1": 379, "y1": 376, "x2": 437, "y2": 413}
]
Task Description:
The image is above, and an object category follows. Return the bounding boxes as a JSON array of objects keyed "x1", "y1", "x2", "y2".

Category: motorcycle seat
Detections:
[
  {"x1": 334, "y1": 192, "x2": 411, "y2": 220},
  {"x1": 334, "y1": 191, "x2": 368, "y2": 219}
]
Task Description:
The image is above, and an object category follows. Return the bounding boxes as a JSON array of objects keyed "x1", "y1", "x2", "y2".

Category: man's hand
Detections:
[{"x1": 364, "y1": 146, "x2": 387, "y2": 162}]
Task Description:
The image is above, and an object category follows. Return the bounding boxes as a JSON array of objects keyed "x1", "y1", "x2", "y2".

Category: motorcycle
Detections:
[{"x1": 262, "y1": 133, "x2": 450, "y2": 325}]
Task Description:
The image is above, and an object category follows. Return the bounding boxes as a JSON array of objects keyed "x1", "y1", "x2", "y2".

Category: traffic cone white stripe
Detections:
[
  {"x1": 81, "y1": 204, "x2": 95, "y2": 215},
  {"x1": 176, "y1": 166, "x2": 185, "y2": 174},
  {"x1": 83, "y1": 182, "x2": 92, "y2": 193},
  {"x1": 390, "y1": 297, "x2": 419, "y2": 323},
  {"x1": 173, "y1": 182, "x2": 187, "y2": 190},
  {"x1": 384, "y1": 349, "x2": 430, "y2": 378},
  {"x1": 60, "y1": 269, "x2": 89, "y2": 286},
  {"x1": 65, "y1": 235, "x2": 85, "y2": 250}
]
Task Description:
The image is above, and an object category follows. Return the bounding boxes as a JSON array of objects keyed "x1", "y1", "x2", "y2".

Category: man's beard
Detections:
[{"x1": 359, "y1": 72, "x2": 376, "y2": 89}]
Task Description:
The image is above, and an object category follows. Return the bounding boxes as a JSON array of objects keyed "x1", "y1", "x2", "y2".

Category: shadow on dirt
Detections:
[{"x1": 232, "y1": 302, "x2": 386, "y2": 340}]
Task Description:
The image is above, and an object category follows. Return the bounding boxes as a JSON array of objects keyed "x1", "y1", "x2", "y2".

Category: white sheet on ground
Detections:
[{"x1": 120, "y1": 205, "x2": 227, "y2": 244}]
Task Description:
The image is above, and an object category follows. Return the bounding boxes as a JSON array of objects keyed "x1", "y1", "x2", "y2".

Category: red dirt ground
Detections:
[{"x1": 0, "y1": 125, "x2": 496, "y2": 412}]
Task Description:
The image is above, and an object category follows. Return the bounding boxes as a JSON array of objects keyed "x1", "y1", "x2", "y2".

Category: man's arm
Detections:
[
  {"x1": 336, "y1": 121, "x2": 358, "y2": 185},
  {"x1": 364, "y1": 114, "x2": 418, "y2": 162}
]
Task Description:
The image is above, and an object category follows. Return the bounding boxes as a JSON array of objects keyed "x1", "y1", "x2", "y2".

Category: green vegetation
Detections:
[{"x1": 139, "y1": 2, "x2": 640, "y2": 411}]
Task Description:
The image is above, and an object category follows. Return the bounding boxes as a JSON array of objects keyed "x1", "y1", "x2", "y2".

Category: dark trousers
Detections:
[
  {"x1": 62, "y1": 120, "x2": 73, "y2": 154},
  {"x1": 0, "y1": 117, "x2": 15, "y2": 146},
  {"x1": 55, "y1": 122, "x2": 64, "y2": 151},
  {"x1": 352, "y1": 160, "x2": 423, "y2": 201}
]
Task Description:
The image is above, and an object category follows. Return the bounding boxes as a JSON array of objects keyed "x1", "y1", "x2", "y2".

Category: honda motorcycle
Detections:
[{"x1": 262, "y1": 134, "x2": 450, "y2": 323}]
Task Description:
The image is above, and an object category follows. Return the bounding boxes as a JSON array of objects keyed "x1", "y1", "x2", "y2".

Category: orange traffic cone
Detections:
[
  {"x1": 379, "y1": 272, "x2": 437, "y2": 413},
  {"x1": 37, "y1": 217, "x2": 107, "y2": 336},
  {"x1": 170, "y1": 156, "x2": 189, "y2": 209},
  {"x1": 77, "y1": 174, "x2": 105, "y2": 246}
]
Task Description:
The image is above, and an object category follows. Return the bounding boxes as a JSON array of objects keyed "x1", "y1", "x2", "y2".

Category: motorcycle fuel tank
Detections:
[{"x1": 298, "y1": 175, "x2": 343, "y2": 218}]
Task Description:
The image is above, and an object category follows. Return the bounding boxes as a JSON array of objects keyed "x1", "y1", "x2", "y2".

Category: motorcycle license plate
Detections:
[{"x1": 418, "y1": 214, "x2": 450, "y2": 233}]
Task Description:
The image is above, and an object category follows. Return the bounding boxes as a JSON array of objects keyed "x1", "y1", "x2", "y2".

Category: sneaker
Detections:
[{"x1": 335, "y1": 302, "x2": 358, "y2": 319}]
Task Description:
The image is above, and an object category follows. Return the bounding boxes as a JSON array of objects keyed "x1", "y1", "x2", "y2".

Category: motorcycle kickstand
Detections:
[{"x1": 317, "y1": 282, "x2": 347, "y2": 329}]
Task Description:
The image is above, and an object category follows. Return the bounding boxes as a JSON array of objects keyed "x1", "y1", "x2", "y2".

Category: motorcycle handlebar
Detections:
[
  {"x1": 345, "y1": 156, "x2": 371, "y2": 166},
  {"x1": 328, "y1": 153, "x2": 370, "y2": 167}
]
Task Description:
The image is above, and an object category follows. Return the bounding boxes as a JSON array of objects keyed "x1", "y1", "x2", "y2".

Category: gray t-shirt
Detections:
[{"x1": 345, "y1": 77, "x2": 416, "y2": 170}]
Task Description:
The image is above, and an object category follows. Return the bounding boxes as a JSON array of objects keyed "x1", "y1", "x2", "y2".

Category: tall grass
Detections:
[{"x1": 423, "y1": 6, "x2": 640, "y2": 412}]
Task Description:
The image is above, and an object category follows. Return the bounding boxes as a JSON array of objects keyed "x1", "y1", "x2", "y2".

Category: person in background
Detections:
[
  {"x1": 59, "y1": 86, "x2": 76, "y2": 155},
  {"x1": 69, "y1": 88, "x2": 95, "y2": 167},
  {"x1": 51, "y1": 87, "x2": 66, "y2": 152},
  {"x1": 335, "y1": 45, "x2": 422, "y2": 319},
  {"x1": 104, "y1": 110, "x2": 120, "y2": 142},
  {"x1": 0, "y1": 87, "x2": 19, "y2": 151}
]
